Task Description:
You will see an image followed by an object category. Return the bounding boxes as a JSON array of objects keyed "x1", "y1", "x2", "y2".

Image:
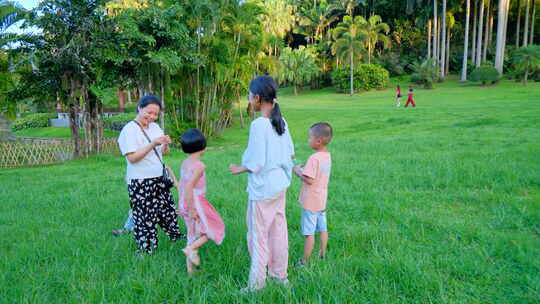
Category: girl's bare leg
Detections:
[{"x1": 189, "y1": 235, "x2": 209, "y2": 250}]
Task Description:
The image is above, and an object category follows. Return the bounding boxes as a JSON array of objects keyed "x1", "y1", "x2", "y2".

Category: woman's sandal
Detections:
[{"x1": 111, "y1": 228, "x2": 130, "y2": 236}]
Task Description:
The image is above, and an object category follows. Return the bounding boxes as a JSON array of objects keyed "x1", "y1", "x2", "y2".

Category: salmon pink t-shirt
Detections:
[{"x1": 299, "y1": 151, "x2": 331, "y2": 211}]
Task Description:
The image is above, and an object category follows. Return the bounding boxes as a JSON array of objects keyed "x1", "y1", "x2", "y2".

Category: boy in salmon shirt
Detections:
[{"x1": 293, "y1": 122, "x2": 332, "y2": 266}]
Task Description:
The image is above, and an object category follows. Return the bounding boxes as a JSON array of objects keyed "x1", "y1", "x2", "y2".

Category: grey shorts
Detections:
[{"x1": 301, "y1": 209, "x2": 327, "y2": 235}]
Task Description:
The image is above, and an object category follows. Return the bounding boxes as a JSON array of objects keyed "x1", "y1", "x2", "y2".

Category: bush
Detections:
[
  {"x1": 470, "y1": 64, "x2": 500, "y2": 85},
  {"x1": 374, "y1": 52, "x2": 413, "y2": 76},
  {"x1": 11, "y1": 113, "x2": 56, "y2": 131},
  {"x1": 331, "y1": 64, "x2": 389, "y2": 93},
  {"x1": 103, "y1": 113, "x2": 136, "y2": 131},
  {"x1": 511, "y1": 45, "x2": 540, "y2": 84},
  {"x1": 410, "y1": 58, "x2": 439, "y2": 89}
]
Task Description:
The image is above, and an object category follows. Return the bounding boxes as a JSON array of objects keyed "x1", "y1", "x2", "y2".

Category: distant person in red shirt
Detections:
[
  {"x1": 395, "y1": 85, "x2": 402, "y2": 107},
  {"x1": 405, "y1": 87, "x2": 416, "y2": 108}
]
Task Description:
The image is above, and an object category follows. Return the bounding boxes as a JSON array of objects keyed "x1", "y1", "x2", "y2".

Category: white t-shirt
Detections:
[
  {"x1": 118, "y1": 121, "x2": 164, "y2": 183},
  {"x1": 242, "y1": 117, "x2": 295, "y2": 201}
]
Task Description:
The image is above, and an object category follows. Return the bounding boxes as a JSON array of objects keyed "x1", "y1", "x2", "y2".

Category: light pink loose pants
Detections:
[{"x1": 246, "y1": 190, "x2": 289, "y2": 290}]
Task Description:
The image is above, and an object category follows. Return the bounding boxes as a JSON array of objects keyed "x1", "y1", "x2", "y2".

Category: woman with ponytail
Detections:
[{"x1": 229, "y1": 75, "x2": 295, "y2": 291}]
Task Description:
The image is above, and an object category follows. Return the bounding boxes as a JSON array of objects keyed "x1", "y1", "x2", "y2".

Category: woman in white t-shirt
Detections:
[
  {"x1": 229, "y1": 75, "x2": 295, "y2": 291},
  {"x1": 117, "y1": 95, "x2": 184, "y2": 254}
]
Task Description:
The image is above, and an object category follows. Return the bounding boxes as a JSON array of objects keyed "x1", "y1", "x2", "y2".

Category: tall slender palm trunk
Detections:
[
  {"x1": 462, "y1": 0, "x2": 471, "y2": 81},
  {"x1": 516, "y1": 0, "x2": 522, "y2": 46},
  {"x1": 524, "y1": 0, "x2": 530, "y2": 47},
  {"x1": 482, "y1": 0, "x2": 491, "y2": 62},
  {"x1": 441, "y1": 0, "x2": 447, "y2": 78},
  {"x1": 495, "y1": 0, "x2": 510, "y2": 75},
  {"x1": 476, "y1": 0, "x2": 485, "y2": 67},
  {"x1": 349, "y1": 51, "x2": 354, "y2": 96},
  {"x1": 530, "y1": 0, "x2": 536, "y2": 44}
]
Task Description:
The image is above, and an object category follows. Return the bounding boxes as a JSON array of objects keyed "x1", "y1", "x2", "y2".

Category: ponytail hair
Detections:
[
  {"x1": 249, "y1": 75, "x2": 286, "y2": 136},
  {"x1": 270, "y1": 102, "x2": 285, "y2": 135}
]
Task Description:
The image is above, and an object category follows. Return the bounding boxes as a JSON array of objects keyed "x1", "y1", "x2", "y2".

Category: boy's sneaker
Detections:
[
  {"x1": 270, "y1": 276, "x2": 290, "y2": 286},
  {"x1": 294, "y1": 259, "x2": 306, "y2": 268},
  {"x1": 239, "y1": 286, "x2": 258, "y2": 295}
]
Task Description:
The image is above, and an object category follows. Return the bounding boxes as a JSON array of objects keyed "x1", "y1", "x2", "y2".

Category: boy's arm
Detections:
[{"x1": 294, "y1": 166, "x2": 315, "y2": 185}]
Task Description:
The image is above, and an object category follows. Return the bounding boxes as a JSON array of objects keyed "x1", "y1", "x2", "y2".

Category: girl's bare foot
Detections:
[{"x1": 182, "y1": 246, "x2": 200, "y2": 266}]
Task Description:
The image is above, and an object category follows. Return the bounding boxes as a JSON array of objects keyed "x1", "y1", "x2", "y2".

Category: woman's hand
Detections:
[
  {"x1": 152, "y1": 135, "x2": 171, "y2": 147},
  {"x1": 229, "y1": 164, "x2": 247, "y2": 175}
]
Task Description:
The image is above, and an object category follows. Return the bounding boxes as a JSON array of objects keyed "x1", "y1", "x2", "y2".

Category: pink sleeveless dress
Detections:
[{"x1": 178, "y1": 159, "x2": 225, "y2": 245}]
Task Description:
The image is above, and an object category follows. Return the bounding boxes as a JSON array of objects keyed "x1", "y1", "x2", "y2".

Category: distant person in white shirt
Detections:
[
  {"x1": 117, "y1": 95, "x2": 184, "y2": 254},
  {"x1": 229, "y1": 75, "x2": 295, "y2": 292}
]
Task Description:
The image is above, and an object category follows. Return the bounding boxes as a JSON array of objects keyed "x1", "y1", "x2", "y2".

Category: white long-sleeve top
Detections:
[{"x1": 242, "y1": 117, "x2": 295, "y2": 201}]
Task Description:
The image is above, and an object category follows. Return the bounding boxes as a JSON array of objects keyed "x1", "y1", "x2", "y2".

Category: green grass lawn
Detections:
[
  {"x1": 13, "y1": 126, "x2": 119, "y2": 139},
  {"x1": 2, "y1": 77, "x2": 540, "y2": 303}
]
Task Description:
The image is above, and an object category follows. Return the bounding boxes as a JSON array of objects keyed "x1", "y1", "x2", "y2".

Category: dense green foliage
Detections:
[
  {"x1": 102, "y1": 113, "x2": 137, "y2": 132},
  {"x1": 512, "y1": 45, "x2": 540, "y2": 84},
  {"x1": 11, "y1": 113, "x2": 56, "y2": 131},
  {"x1": 410, "y1": 58, "x2": 440, "y2": 89},
  {"x1": 470, "y1": 64, "x2": 500, "y2": 86},
  {"x1": 331, "y1": 64, "x2": 389, "y2": 93}
]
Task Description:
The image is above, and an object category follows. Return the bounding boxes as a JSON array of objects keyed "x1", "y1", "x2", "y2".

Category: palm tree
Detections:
[
  {"x1": 475, "y1": 0, "x2": 485, "y2": 67},
  {"x1": 332, "y1": 15, "x2": 367, "y2": 96},
  {"x1": 0, "y1": 0, "x2": 27, "y2": 139},
  {"x1": 462, "y1": 0, "x2": 471, "y2": 81},
  {"x1": 495, "y1": 0, "x2": 510, "y2": 75},
  {"x1": 530, "y1": 0, "x2": 536, "y2": 44},
  {"x1": 278, "y1": 46, "x2": 320, "y2": 95},
  {"x1": 259, "y1": 0, "x2": 295, "y2": 56},
  {"x1": 524, "y1": 0, "x2": 531, "y2": 47},
  {"x1": 359, "y1": 15, "x2": 390, "y2": 64},
  {"x1": 441, "y1": 0, "x2": 447, "y2": 77},
  {"x1": 0, "y1": 0, "x2": 26, "y2": 47},
  {"x1": 329, "y1": 0, "x2": 365, "y2": 18},
  {"x1": 512, "y1": 45, "x2": 540, "y2": 84}
]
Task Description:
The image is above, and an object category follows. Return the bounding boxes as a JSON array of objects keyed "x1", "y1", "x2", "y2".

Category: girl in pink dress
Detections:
[{"x1": 176, "y1": 129, "x2": 225, "y2": 274}]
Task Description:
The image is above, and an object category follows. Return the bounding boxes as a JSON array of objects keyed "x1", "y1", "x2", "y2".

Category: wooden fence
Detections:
[{"x1": 0, "y1": 137, "x2": 119, "y2": 168}]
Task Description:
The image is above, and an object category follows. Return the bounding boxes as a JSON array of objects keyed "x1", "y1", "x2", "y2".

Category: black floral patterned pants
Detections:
[{"x1": 128, "y1": 177, "x2": 184, "y2": 253}]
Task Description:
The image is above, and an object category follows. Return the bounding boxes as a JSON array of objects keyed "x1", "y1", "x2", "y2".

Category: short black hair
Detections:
[
  {"x1": 180, "y1": 129, "x2": 207, "y2": 154},
  {"x1": 310, "y1": 122, "x2": 333, "y2": 144},
  {"x1": 409, "y1": 87, "x2": 413, "y2": 92},
  {"x1": 138, "y1": 95, "x2": 162, "y2": 111}
]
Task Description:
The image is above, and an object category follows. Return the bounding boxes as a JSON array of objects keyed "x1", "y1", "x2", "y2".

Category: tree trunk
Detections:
[
  {"x1": 524, "y1": 0, "x2": 530, "y2": 46},
  {"x1": 117, "y1": 90, "x2": 125, "y2": 112},
  {"x1": 428, "y1": 19, "x2": 432, "y2": 58},
  {"x1": 483, "y1": 0, "x2": 491, "y2": 62},
  {"x1": 433, "y1": 0, "x2": 438, "y2": 63},
  {"x1": 441, "y1": 0, "x2": 447, "y2": 78},
  {"x1": 69, "y1": 79, "x2": 81, "y2": 158},
  {"x1": 127, "y1": 89, "x2": 132, "y2": 105},
  {"x1": 488, "y1": 7, "x2": 495, "y2": 48},
  {"x1": 446, "y1": 28, "x2": 451, "y2": 75},
  {"x1": 159, "y1": 68, "x2": 165, "y2": 130},
  {"x1": 495, "y1": 0, "x2": 510, "y2": 75},
  {"x1": 350, "y1": 51, "x2": 354, "y2": 96},
  {"x1": 462, "y1": 0, "x2": 471, "y2": 81},
  {"x1": 472, "y1": 0, "x2": 478, "y2": 60},
  {"x1": 368, "y1": 43, "x2": 372, "y2": 64},
  {"x1": 530, "y1": 0, "x2": 536, "y2": 44},
  {"x1": 516, "y1": 0, "x2": 522, "y2": 46},
  {"x1": 0, "y1": 114, "x2": 11, "y2": 141},
  {"x1": 476, "y1": 0, "x2": 485, "y2": 67}
]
